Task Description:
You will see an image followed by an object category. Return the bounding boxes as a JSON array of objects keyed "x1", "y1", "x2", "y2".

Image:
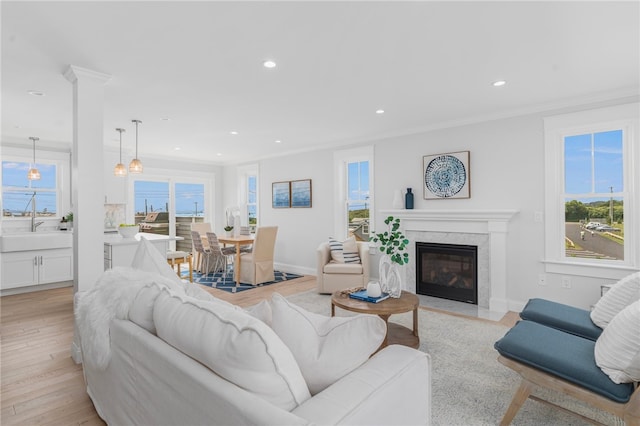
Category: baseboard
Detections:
[
  {"x1": 1, "y1": 280, "x2": 73, "y2": 297},
  {"x1": 274, "y1": 262, "x2": 315, "y2": 277}
]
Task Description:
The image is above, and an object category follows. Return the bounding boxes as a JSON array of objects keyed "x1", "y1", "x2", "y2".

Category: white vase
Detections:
[
  {"x1": 366, "y1": 280, "x2": 382, "y2": 298},
  {"x1": 379, "y1": 255, "x2": 403, "y2": 298},
  {"x1": 392, "y1": 190, "x2": 404, "y2": 209}
]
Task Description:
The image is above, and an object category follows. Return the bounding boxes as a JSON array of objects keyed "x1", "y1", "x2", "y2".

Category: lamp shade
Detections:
[
  {"x1": 27, "y1": 137, "x2": 41, "y2": 181},
  {"x1": 129, "y1": 158, "x2": 143, "y2": 173},
  {"x1": 27, "y1": 167, "x2": 41, "y2": 180},
  {"x1": 114, "y1": 163, "x2": 127, "y2": 177}
]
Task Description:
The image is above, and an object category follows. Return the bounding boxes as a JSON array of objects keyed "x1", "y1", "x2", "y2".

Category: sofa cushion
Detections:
[
  {"x1": 323, "y1": 262, "x2": 363, "y2": 275},
  {"x1": 154, "y1": 289, "x2": 311, "y2": 410},
  {"x1": 519, "y1": 298, "x2": 602, "y2": 340},
  {"x1": 595, "y1": 300, "x2": 640, "y2": 383},
  {"x1": 328, "y1": 237, "x2": 360, "y2": 264},
  {"x1": 495, "y1": 320, "x2": 635, "y2": 403},
  {"x1": 131, "y1": 237, "x2": 184, "y2": 287},
  {"x1": 270, "y1": 292, "x2": 386, "y2": 395},
  {"x1": 591, "y1": 271, "x2": 640, "y2": 328}
]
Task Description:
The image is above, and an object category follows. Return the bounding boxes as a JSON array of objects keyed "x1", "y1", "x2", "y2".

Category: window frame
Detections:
[
  {"x1": 333, "y1": 146, "x2": 374, "y2": 240},
  {"x1": 1, "y1": 147, "x2": 70, "y2": 223},
  {"x1": 543, "y1": 103, "x2": 639, "y2": 279},
  {"x1": 237, "y1": 164, "x2": 259, "y2": 231}
]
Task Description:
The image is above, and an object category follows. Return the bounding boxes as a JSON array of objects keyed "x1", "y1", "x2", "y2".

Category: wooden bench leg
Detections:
[{"x1": 500, "y1": 379, "x2": 533, "y2": 426}]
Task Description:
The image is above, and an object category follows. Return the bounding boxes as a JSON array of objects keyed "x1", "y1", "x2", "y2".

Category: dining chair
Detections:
[
  {"x1": 238, "y1": 226, "x2": 278, "y2": 285},
  {"x1": 190, "y1": 222, "x2": 212, "y2": 271},
  {"x1": 191, "y1": 231, "x2": 219, "y2": 275},
  {"x1": 206, "y1": 232, "x2": 236, "y2": 282}
]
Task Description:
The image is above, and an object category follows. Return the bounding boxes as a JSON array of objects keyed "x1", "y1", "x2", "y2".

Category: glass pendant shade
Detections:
[
  {"x1": 129, "y1": 158, "x2": 143, "y2": 173},
  {"x1": 27, "y1": 137, "x2": 41, "y2": 180},
  {"x1": 129, "y1": 119, "x2": 143, "y2": 174},
  {"x1": 27, "y1": 167, "x2": 41, "y2": 180},
  {"x1": 114, "y1": 163, "x2": 127, "y2": 176},
  {"x1": 114, "y1": 128, "x2": 127, "y2": 177}
]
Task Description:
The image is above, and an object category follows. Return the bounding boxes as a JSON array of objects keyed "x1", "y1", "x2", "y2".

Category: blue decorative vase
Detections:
[{"x1": 405, "y1": 188, "x2": 414, "y2": 209}]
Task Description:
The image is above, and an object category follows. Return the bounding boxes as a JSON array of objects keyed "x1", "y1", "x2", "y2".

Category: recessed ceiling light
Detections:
[
  {"x1": 263, "y1": 60, "x2": 277, "y2": 69},
  {"x1": 161, "y1": 117, "x2": 171, "y2": 121},
  {"x1": 274, "y1": 140, "x2": 282, "y2": 144},
  {"x1": 216, "y1": 152, "x2": 222, "y2": 156},
  {"x1": 492, "y1": 80, "x2": 506, "y2": 87},
  {"x1": 230, "y1": 131, "x2": 238, "y2": 135},
  {"x1": 28, "y1": 90, "x2": 45, "y2": 96},
  {"x1": 174, "y1": 147, "x2": 181, "y2": 151},
  {"x1": 376, "y1": 109, "x2": 385, "y2": 114}
]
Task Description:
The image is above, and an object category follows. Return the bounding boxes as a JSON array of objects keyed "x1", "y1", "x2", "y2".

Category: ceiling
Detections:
[{"x1": 2, "y1": 1, "x2": 639, "y2": 165}]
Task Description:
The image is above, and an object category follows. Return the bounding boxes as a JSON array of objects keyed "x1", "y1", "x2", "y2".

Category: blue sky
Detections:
[
  {"x1": 2, "y1": 161, "x2": 57, "y2": 213},
  {"x1": 564, "y1": 130, "x2": 623, "y2": 195},
  {"x1": 348, "y1": 161, "x2": 369, "y2": 210},
  {"x1": 134, "y1": 181, "x2": 204, "y2": 216}
]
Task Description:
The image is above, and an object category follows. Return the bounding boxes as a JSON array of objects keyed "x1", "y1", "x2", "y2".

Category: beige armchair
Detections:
[
  {"x1": 316, "y1": 241, "x2": 369, "y2": 294},
  {"x1": 239, "y1": 226, "x2": 278, "y2": 285}
]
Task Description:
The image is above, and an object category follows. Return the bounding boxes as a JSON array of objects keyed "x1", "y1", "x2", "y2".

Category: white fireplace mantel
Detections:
[{"x1": 380, "y1": 209, "x2": 519, "y2": 313}]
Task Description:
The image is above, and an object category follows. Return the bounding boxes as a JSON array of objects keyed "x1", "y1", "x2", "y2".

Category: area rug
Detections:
[
  {"x1": 184, "y1": 270, "x2": 302, "y2": 293},
  {"x1": 284, "y1": 290, "x2": 620, "y2": 426}
]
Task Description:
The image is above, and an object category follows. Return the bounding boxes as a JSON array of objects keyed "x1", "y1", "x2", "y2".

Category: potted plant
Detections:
[
  {"x1": 370, "y1": 216, "x2": 409, "y2": 297},
  {"x1": 224, "y1": 225, "x2": 234, "y2": 236}
]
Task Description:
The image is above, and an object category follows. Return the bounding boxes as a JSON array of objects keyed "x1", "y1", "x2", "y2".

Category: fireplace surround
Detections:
[{"x1": 380, "y1": 209, "x2": 518, "y2": 312}]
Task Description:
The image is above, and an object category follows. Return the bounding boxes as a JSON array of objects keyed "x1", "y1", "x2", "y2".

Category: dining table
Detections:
[{"x1": 217, "y1": 234, "x2": 255, "y2": 284}]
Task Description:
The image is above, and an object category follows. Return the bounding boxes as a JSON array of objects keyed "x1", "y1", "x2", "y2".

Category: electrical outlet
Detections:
[
  {"x1": 534, "y1": 211, "x2": 544, "y2": 223},
  {"x1": 538, "y1": 273, "x2": 546, "y2": 286},
  {"x1": 561, "y1": 276, "x2": 571, "y2": 289}
]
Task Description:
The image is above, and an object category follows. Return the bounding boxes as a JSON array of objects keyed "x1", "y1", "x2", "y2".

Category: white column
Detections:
[
  {"x1": 64, "y1": 65, "x2": 111, "y2": 363},
  {"x1": 488, "y1": 221, "x2": 509, "y2": 312}
]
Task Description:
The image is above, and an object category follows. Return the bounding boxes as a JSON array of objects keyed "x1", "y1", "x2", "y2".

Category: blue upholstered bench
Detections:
[
  {"x1": 520, "y1": 298, "x2": 602, "y2": 340},
  {"x1": 494, "y1": 320, "x2": 640, "y2": 425}
]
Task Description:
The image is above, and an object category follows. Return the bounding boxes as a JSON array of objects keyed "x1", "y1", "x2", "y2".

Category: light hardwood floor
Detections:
[{"x1": 1, "y1": 276, "x2": 516, "y2": 425}]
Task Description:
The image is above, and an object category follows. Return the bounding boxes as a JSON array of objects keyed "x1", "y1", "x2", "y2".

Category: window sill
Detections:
[{"x1": 542, "y1": 259, "x2": 638, "y2": 280}]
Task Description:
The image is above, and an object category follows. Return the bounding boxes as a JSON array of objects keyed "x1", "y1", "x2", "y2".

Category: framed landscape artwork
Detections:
[
  {"x1": 291, "y1": 179, "x2": 312, "y2": 208},
  {"x1": 272, "y1": 181, "x2": 291, "y2": 208},
  {"x1": 423, "y1": 151, "x2": 470, "y2": 199}
]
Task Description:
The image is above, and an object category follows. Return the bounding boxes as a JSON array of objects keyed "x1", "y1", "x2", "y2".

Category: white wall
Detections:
[{"x1": 228, "y1": 99, "x2": 636, "y2": 311}]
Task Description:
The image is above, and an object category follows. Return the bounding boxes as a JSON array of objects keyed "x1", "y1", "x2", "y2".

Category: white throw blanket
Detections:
[{"x1": 76, "y1": 267, "x2": 208, "y2": 370}]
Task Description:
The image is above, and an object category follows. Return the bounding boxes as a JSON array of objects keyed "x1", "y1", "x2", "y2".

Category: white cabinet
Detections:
[{"x1": 1, "y1": 248, "x2": 73, "y2": 290}]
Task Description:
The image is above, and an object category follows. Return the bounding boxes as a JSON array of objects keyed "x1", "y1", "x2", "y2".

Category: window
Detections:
[
  {"x1": 2, "y1": 160, "x2": 58, "y2": 218},
  {"x1": 133, "y1": 179, "x2": 206, "y2": 236},
  {"x1": 237, "y1": 164, "x2": 259, "y2": 232},
  {"x1": 544, "y1": 103, "x2": 639, "y2": 277},
  {"x1": 347, "y1": 161, "x2": 370, "y2": 240},
  {"x1": 334, "y1": 146, "x2": 374, "y2": 240}
]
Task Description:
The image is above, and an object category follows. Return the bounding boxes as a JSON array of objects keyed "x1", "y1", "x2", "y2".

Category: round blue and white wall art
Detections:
[{"x1": 424, "y1": 154, "x2": 467, "y2": 198}]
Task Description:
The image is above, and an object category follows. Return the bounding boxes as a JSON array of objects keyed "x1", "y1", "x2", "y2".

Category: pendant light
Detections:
[
  {"x1": 114, "y1": 128, "x2": 127, "y2": 177},
  {"x1": 27, "y1": 137, "x2": 41, "y2": 180},
  {"x1": 129, "y1": 119, "x2": 143, "y2": 174}
]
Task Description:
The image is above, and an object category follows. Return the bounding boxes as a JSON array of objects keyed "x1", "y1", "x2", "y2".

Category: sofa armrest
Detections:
[
  {"x1": 317, "y1": 242, "x2": 331, "y2": 290},
  {"x1": 291, "y1": 345, "x2": 431, "y2": 425},
  {"x1": 357, "y1": 242, "x2": 370, "y2": 285}
]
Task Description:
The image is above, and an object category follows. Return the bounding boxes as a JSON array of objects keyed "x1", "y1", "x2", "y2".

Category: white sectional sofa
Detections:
[{"x1": 77, "y1": 239, "x2": 431, "y2": 425}]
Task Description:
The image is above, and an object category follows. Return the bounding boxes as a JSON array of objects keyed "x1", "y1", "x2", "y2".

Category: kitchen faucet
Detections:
[{"x1": 25, "y1": 192, "x2": 44, "y2": 232}]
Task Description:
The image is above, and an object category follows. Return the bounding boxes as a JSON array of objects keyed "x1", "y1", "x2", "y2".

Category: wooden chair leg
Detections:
[
  {"x1": 188, "y1": 254, "x2": 193, "y2": 282},
  {"x1": 500, "y1": 379, "x2": 533, "y2": 426}
]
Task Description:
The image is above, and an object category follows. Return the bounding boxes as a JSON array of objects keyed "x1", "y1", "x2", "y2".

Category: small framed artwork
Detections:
[
  {"x1": 272, "y1": 181, "x2": 291, "y2": 208},
  {"x1": 291, "y1": 179, "x2": 312, "y2": 208},
  {"x1": 423, "y1": 151, "x2": 470, "y2": 199}
]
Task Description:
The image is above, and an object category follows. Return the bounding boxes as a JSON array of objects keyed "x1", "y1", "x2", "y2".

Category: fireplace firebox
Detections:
[{"x1": 416, "y1": 242, "x2": 477, "y2": 304}]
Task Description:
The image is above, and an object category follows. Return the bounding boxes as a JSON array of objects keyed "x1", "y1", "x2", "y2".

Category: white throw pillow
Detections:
[
  {"x1": 154, "y1": 289, "x2": 311, "y2": 410},
  {"x1": 328, "y1": 236, "x2": 361, "y2": 264},
  {"x1": 270, "y1": 292, "x2": 386, "y2": 395},
  {"x1": 245, "y1": 299, "x2": 273, "y2": 326},
  {"x1": 131, "y1": 237, "x2": 185, "y2": 287},
  {"x1": 591, "y1": 271, "x2": 640, "y2": 328},
  {"x1": 594, "y1": 300, "x2": 640, "y2": 383}
]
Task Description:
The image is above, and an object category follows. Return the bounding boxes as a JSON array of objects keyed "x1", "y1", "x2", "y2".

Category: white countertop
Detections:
[{"x1": 104, "y1": 233, "x2": 184, "y2": 246}]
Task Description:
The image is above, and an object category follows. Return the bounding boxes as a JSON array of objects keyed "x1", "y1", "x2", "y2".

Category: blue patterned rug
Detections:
[{"x1": 183, "y1": 269, "x2": 303, "y2": 293}]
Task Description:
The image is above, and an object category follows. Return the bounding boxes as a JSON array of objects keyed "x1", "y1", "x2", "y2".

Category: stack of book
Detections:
[{"x1": 348, "y1": 289, "x2": 390, "y2": 303}]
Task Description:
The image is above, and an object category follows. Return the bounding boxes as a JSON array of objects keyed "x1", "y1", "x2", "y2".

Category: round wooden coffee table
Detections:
[{"x1": 331, "y1": 290, "x2": 419, "y2": 350}]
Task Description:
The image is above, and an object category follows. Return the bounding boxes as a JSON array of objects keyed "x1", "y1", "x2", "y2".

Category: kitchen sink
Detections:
[{"x1": 0, "y1": 232, "x2": 73, "y2": 252}]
